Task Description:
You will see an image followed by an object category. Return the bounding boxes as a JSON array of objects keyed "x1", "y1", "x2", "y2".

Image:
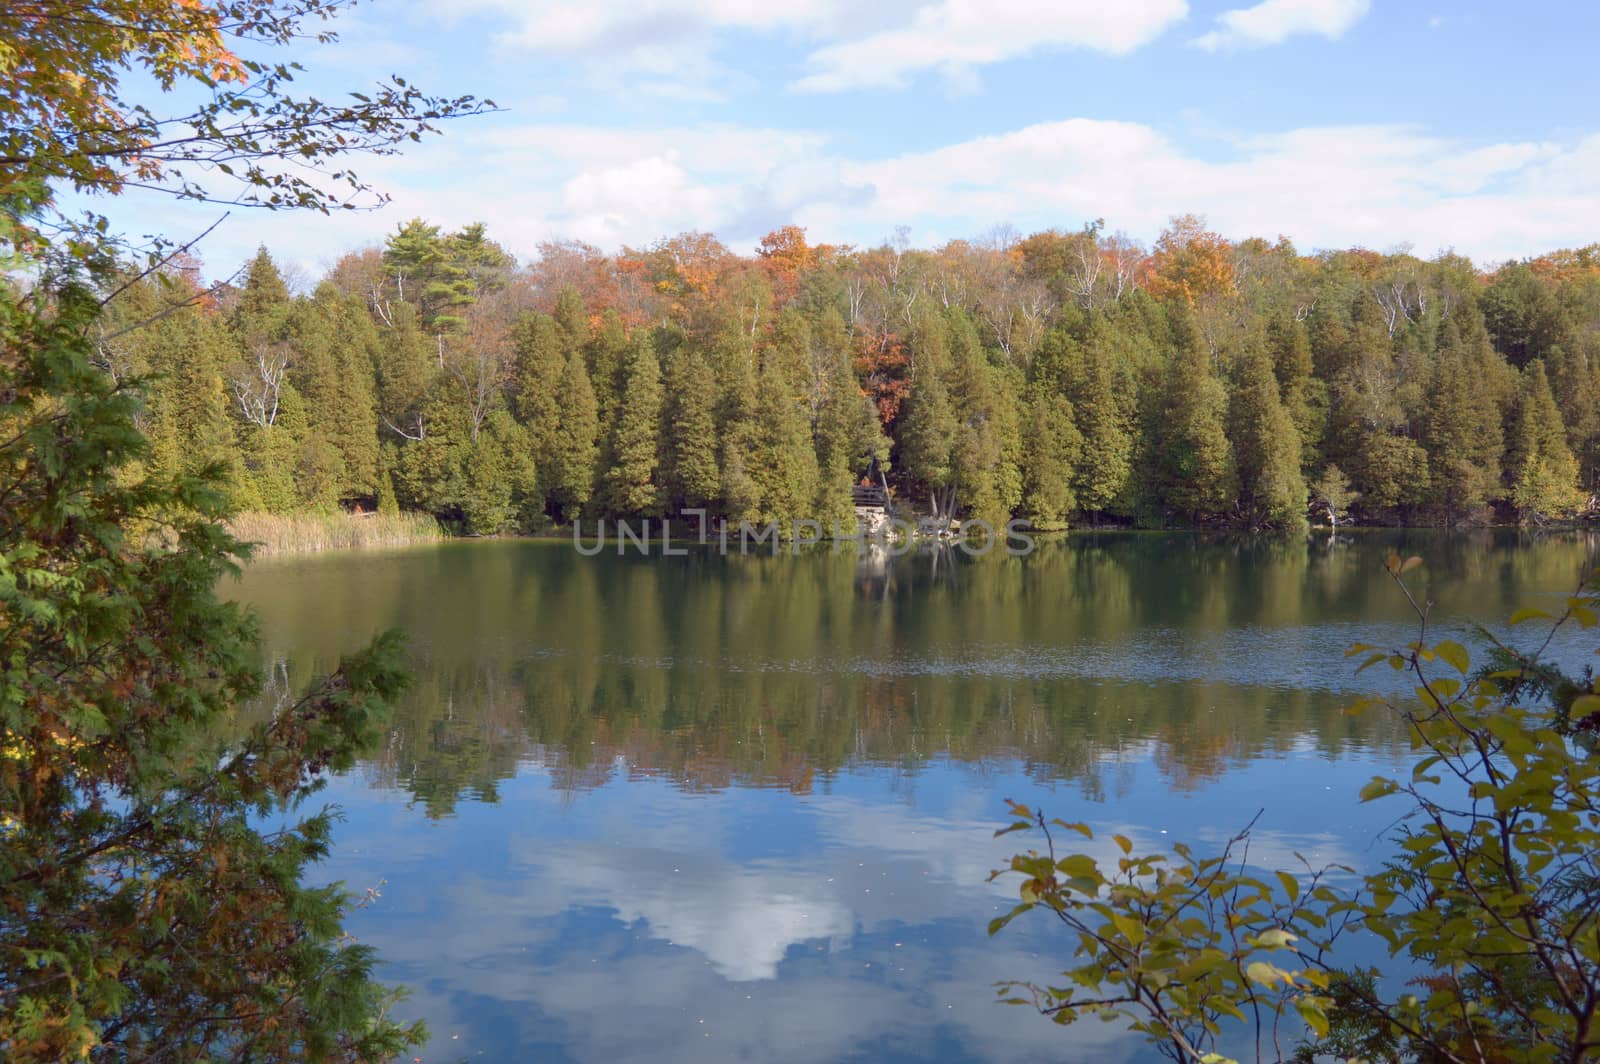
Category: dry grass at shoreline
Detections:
[{"x1": 228, "y1": 511, "x2": 443, "y2": 558}]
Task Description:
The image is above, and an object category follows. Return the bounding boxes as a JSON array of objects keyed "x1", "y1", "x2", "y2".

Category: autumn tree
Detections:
[
  {"x1": 0, "y1": 3, "x2": 488, "y2": 1048},
  {"x1": 1, "y1": 0, "x2": 488, "y2": 260}
]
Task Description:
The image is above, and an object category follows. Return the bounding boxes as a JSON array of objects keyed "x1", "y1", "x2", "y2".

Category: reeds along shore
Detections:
[{"x1": 228, "y1": 511, "x2": 443, "y2": 558}]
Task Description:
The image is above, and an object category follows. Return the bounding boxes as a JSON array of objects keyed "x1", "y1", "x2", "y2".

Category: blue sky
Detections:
[{"x1": 109, "y1": 0, "x2": 1600, "y2": 278}]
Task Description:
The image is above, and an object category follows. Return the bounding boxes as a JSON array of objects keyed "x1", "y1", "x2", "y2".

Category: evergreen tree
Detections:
[
  {"x1": 1020, "y1": 388, "x2": 1082, "y2": 530},
  {"x1": 1, "y1": 283, "x2": 423, "y2": 1064},
  {"x1": 512, "y1": 311, "x2": 567, "y2": 513},
  {"x1": 1421, "y1": 316, "x2": 1504, "y2": 520},
  {"x1": 323, "y1": 291, "x2": 383, "y2": 497},
  {"x1": 945, "y1": 310, "x2": 1015, "y2": 527},
  {"x1": 447, "y1": 221, "x2": 515, "y2": 299},
  {"x1": 1321, "y1": 293, "x2": 1427, "y2": 514},
  {"x1": 383, "y1": 218, "x2": 474, "y2": 331},
  {"x1": 1229, "y1": 337, "x2": 1308, "y2": 531},
  {"x1": 1547, "y1": 344, "x2": 1600, "y2": 494},
  {"x1": 1070, "y1": 321, "x2": 1138, "y2": 518},
  {"x1": 372, "y1": 300, "x2": 439, "y2": 445},
  {"x1": 662, "y1": 346, "x2": 721, "y2": 513},
  {"x1": 600, "y1": 334, "x2": 664, "y2": 516},
  {"x1": 586, "y1": 308, "x2": 629, "y2": 429},
  {"x1": 898, "y1": 311, "x2": 957, "y2": 519},
  {"x1": 1149, "y1": 309, "x2": 1235, "y2": 523},
  {"x1": 1506, "y1": 361, "x2": 1583, "y2": 520},
  {"x1": 549, "y1": 352, "x2": 600, "y2": 522},
  {"x1": 812, "y1": 330, "x2": 889, "y2": 534},
  {"x1": 235, "y1": 245, "x2": 292, "y2": 326},
  {"x1": 750, "y1": 356, "x2": 819, "y2": 529},
  {"x1": 553, "y1": 284, "x2": 590, "y2": 352},
  {"x1": 714, "y1": 323, "x2": 761, "y2": 524},
  {"x1": 128, "y1": 290, "x2": 241, "y2": 490},
  {"x1": 1266, "y1": 313, "x2": 1321, "y2": 467},
  {"x1": 459, "y1": 409, "x2": 536, "y2": 535}
]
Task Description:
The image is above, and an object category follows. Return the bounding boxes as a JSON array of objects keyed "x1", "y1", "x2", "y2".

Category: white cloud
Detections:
[
  {"x1": 104, "y1": 116, "x2": 1600, "y2": 282},
  {"x1": 793, "y1": 0, "x2": 1190, "y2": 93},
  {"x1": 1193, "y1": 0, "x2": 1371, "y2": 51},
  {"x1": 446, "y1": 0, "x2": 840, "y2": 53},
  {"x1": 830, "y1": 119, "x2": 1584, "y2": 264}
]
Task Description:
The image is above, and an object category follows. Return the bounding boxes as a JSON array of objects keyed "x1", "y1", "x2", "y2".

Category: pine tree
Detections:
[
  {"x1": 383, "y1": 218, "x2": 474, "y2": 331},
  {"x1": 600, "y1": 334, "x2": 663, "y2": 516},
  {"x1": 285, "y1": 295, "x2": 348, "y2": 504}
]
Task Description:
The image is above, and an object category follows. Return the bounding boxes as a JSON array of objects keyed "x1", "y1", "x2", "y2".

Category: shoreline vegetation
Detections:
[
  {"x1": 236, "y1": 514, "x2": 1600, "y2": 560},
  {"x1": 228, "y1": 510, "x2": 443, "y2": 558},
  {"x1": 113, "y1": 219, "x2": 1600, "y2": 548}
]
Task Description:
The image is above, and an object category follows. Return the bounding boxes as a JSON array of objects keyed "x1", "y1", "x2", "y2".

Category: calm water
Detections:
[{"x1": 230, "y1": 530, "x2": 1598, "y2": 1063}]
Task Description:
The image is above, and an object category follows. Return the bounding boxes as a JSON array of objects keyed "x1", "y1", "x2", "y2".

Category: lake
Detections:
[{"x1": 229, "y1": 530, "x2": 1598, "y2": 1062}]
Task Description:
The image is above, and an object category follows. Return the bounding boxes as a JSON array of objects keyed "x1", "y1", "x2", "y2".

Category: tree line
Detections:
[{"x1": 110, "y1": 216, "x2": 1600, "y2": 536}]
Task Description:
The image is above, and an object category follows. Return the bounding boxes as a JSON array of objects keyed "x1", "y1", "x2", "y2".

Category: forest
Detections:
[{"x1": 108, "y1": 215, "x2": 1600, "y2": 537}]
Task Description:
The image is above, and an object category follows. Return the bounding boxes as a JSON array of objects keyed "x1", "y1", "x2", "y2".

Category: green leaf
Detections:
[
  {"x1": 1433, "y1": 640, "x2": 1470, "y2": 674},
  {"x1": 1296, "y1": 998, "x2": 1330, "y2": 1038},
  {"x1": 1509, "y1": 607, "x2": 1551, "y2": 626}
]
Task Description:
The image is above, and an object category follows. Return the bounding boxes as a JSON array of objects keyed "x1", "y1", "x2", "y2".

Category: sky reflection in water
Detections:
[{"x1": 234, "y1": 530, "x2": 1598, "y2": 1061}]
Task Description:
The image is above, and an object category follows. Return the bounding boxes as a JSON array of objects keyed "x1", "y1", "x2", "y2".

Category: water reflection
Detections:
[{"x1": 231, "y1": 530, "x2": 1597, "y2": 1061}]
